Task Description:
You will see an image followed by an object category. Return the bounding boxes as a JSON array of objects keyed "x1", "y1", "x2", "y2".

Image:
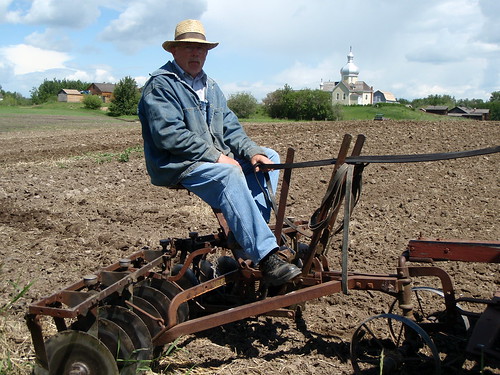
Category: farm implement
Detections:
[{"x1": 27, "y1": 134, "x2": 500, "y2": 374}]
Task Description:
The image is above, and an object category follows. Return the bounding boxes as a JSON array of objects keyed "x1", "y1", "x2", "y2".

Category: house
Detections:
[
  {"x1": 424, "y1": 106, "x2": 449, "y2": 115},
  {"x1": 87, "y1": 83, "x2": 116, "y2": 103},
  {"x1": 320, "y1": 48, "x2": 373, "y2": 105},
  {"x1": 449, "y1": 106, "x2": 490, "y2": 121},
  {"x1": 373, "y1": 90, "x2": 397, "y2": 104},
  {"x1": 57, "y1": 89, "x2": 83, "y2": 103}
]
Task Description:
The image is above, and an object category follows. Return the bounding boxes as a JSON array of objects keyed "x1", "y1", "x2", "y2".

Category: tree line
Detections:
[{"x1": 2, "y1": 79, "x2": 500, "y2": 120}]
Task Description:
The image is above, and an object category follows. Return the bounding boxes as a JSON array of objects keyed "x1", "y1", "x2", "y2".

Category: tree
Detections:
[
  {"x1": 30, "y1": 78, "x2": 89, "y2": 104},
  {"x1": 489, "y1": 91, "x2": 500, "y2": 102},
  {"x1": 108, "y1": 76, "x2": 140, "y2": 117},
  {"x1": 263, "y1": 84, "x2": 337, "y2": 120},
  {"x1": 83, "y1": 95, "x2": 103, "y2": 110},
  {"x1": 227, "y1": 92, "x2": 258, "y2": 118},
  {"x1": 0, "y1": 87, "x2": 31, "y2": 106}
]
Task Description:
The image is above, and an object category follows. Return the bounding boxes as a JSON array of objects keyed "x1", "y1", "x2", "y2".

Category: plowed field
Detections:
[{"x1": 1, "y1": 114, "x2": 498, "y2": 374}]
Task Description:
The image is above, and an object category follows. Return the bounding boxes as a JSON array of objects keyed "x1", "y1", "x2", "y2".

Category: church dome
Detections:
[{"x1": 340, "y1": 49, "x2": 359, "y2": 78}]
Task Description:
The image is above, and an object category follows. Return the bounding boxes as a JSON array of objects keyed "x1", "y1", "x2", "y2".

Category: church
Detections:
[{"x1": 320, "y1": 48, "x2": 374, "y2": 105}]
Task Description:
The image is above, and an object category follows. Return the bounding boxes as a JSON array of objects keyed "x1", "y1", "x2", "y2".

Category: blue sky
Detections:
[{"x1": 1, "y1": 0, "x2": 499, "y2": 102}]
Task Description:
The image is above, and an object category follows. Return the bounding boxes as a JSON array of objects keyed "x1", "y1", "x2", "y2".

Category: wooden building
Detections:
[
  {"x1": 424, "y1": 106, "x2": 449, "y2": 115},
  {"x1": 57, "y1": 89, "x2": 83, "y2": 103},
  {"x1": 373, "y1": 90, "x2": 397, "y2": 104},
  {"x1": 449, "y1": 106, "x2": 490, "y2": 120},
  {"x1": 87, "y1": 83, "x2": 116, "y2": 103}
]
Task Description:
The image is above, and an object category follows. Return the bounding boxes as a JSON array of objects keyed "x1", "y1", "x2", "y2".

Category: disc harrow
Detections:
[{"x1": 26, "y1": 134, "x2": 500, "y2": 374}]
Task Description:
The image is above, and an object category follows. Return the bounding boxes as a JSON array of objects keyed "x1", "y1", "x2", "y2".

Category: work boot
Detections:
[{"x1": 259, "y1": 252, "x2": 301, "y2": 286}]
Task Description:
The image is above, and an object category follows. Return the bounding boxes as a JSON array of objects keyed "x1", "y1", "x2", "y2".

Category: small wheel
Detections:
[
  {"x1": 44, "y1": 330, "x2": 119, "y2": 375},
  {"x1": 389, "y1": 286, "x2": 470, "y2": 370},
  {"x1": 351, "y1": 313, "x2": 440, "y2": 375},
  {"x1": 389, "y1": 286, "x2": 470, "y2": 332}
]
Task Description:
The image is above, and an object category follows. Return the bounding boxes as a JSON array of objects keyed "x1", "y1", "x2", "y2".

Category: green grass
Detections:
[
  {"x1": 341, "y1": 103, "x2": 462, "y2": 121},
  {"x1": 241, "y1": 103, "x2": 464, "y2": 122},
  {"x1": 0, "y1": 101, "x2": 111, "y2": 117},
  {"x1": 0, "y1": 101, "x2": 467, "y2": 123}
]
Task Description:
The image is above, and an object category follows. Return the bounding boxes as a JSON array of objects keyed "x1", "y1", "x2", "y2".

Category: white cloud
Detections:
[
  {"x1": 99, "y1": 0, "x2": 207, "y2": 54},
  {"x1": 0, "y1": 44, "x2": 71, "y2": 75},
  {"x1": 25, "y1": 29, "x2": 73, "y2": 52},
  {"x1": 478, "y1": 0, "x2": 500, "y2": 44},
  {"x1": 66, "y1": 68, "x2": 117, "y2": 84},
  {"x1": 134, "y1": 76, "x2": 149, "y2": 88},
  {"x1": 6, "y1": 0, "x2": 101, "y2": 28},
  {"x1": 1, "y1": 0, "x2": 498, "y2": 102},
  {"x1": 221, "y1": 80, "x2": 277, "y2": 102}
]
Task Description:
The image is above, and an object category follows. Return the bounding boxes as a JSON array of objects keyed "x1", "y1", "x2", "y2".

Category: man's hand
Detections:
[
  {"x1": 251, "y1": 154, "x2": 273, "y2": 172},
  {"x1": 217, "y1": 153, "x2": 241, "y2": 167}
]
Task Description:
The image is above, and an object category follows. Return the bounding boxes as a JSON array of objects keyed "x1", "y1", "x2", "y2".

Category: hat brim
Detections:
[{"x1": 162, "y1": 39, "x2": 219, "y2": 52}]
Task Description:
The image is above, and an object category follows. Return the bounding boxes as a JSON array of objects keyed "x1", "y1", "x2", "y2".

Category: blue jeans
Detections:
[{"x1": 181, "y1": 148, "x2": 280, "y2": 264}]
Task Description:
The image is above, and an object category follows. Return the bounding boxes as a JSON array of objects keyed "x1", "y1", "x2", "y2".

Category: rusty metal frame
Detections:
[{"x1": 26, "y1": 135, "x2": 500, "y2": 371}]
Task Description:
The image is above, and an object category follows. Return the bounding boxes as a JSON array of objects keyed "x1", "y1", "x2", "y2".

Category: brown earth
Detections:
[{"x1": 0, "y1": 114, "x2": 499, "y2": 374}]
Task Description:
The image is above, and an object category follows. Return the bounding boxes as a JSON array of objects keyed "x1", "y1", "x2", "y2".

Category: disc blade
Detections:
[
  {"x1": 148, "y1": 278, "x2": 189, "y2": 323},
  {"x1": 134, "y1": 285, "x2": 171, "y2": 323},
  {"x1": 130, "y1": 295, "x2": 163, "y2": 337},
  {"x1": 96, "y1": 318, "x2": 136, "y2": 374},
  {"x1": 45, "y1": 330, "x2": 119, "y2": 375},
  {"x1": 99, "y1": 305, "x2": 153, "y2": 362}
]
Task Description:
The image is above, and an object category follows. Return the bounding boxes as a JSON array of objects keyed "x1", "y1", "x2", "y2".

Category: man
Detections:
[{"x1": 138, "y1": 19, "x2": 300, "y2": 286}]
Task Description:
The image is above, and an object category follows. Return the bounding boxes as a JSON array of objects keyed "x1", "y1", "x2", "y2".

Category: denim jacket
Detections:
[{"x1": 138, "y1": 61, "x2": 265, "y2": 187}]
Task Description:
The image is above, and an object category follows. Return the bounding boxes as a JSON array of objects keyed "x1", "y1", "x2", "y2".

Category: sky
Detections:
[{"x1": 0, "y1": 0, "x2": 499, "y2": 102}]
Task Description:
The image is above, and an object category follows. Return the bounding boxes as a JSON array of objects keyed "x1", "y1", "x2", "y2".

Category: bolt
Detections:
[
  {"x1": 69, "y1": 362, "x2": 90, "y2": 375},
  {"x1": 83, "y1": 274, "x2": 98, "y2": 287},
  {"x1": 119, "y1": 258, "x2": 132, "y2": 268}
]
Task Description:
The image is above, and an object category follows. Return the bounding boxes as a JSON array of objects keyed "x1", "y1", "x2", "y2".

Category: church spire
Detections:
[{"x1": 340, "y1": 47, "x2": 359, "y2": 84}]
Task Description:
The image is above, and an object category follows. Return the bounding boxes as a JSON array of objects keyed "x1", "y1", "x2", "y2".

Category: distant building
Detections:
[
  {"x1": 373, "y1": 90, "x2": 397, "y2": 104},
  {"x1": 57, "y1": 89, "x2": 83, "y2": 103},
  {"x1": 449, "y1": 106, "x2": 490, "y2": 121},
  {"x1": 87, "y1": 83, "x2": 116, "y2": 103},
  {"x1": 424, "y1": 106, "x2": 449, "y2": 115},
  {"x1": 320, "y1": 48, "x2": 373, "y2": 105}
]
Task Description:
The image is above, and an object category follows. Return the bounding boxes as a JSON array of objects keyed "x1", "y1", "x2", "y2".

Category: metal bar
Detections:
[
  {"x1": 154, "y1": 271, "x2": 399, "y2": 346},
  {"x1": 408, "y1": 265, "x2": 458, "y2": 320},
  {"x1": 274, "y1": 148, "x2": 295, "y2": 243},
  {"x1": 341, "y1": 165, "x2": 354, "y2": 294},
  {"x1": 26, "y1": 314, "x2": 48, "y2": 370},
  {"x1": 153, "y1": 278, "x2": 344, "y2": 346},
  {"x1": 408, "y1": 238, "x2": 500, "y2": 263}
]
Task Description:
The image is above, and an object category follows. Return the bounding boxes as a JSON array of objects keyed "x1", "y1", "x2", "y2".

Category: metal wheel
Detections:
[
  {"x1": 389, "y1": 286, "x2": 470, "y2": 332},
  {"x1": 351, "y1": 313, "x2": 440, "y2": 375},
  {"x1": 389, "y1": 287, "x2": 470, "y2": 370},
  {"x1": 44, "y1": 330, "x2": 119, "y2": 375}
]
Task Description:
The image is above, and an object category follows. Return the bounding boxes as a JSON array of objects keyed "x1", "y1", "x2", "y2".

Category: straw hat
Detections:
[{"x1": 162, "y1": 19, "x2": 219, "y2": 52}]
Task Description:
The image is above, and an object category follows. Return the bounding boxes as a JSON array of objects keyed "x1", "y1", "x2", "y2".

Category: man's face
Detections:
[{"x1": 171, "y1": 42, "x2": 209, "y2": 78}]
